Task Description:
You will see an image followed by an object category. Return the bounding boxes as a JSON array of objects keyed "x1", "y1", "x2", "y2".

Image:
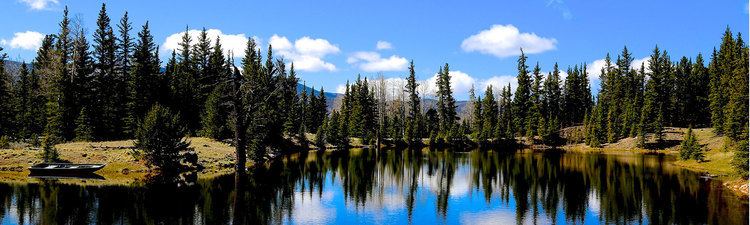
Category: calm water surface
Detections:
[{"x1": 0, "y1": 149, "x2": 747, "y2": 225}]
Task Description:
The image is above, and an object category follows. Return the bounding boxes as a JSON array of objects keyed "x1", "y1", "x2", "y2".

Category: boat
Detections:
[
  {"x1": 28, "y1": 173, "x2": 106, "y2": 180},
  {"x1": 28, "y1": 163, "x2": 105, "y2": 175}
]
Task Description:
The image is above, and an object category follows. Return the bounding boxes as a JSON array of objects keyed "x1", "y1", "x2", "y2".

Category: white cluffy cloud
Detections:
[
  {"x1": 347, "y1": 51, "x2": 408, "y2": 72},
  {"x1": 461, "y1": 24, "x2": 557, "y2": 58},
  {"x1": 269, "y1": 35, "x2": 340, "y2": 72},
  {"x1": 376, "y1": 40, "x2": 393, "y2": 50},
  {"x1": 20, "y1": 0, "x2": 58, "y2": 10},
  {"x1": 163, "y1": 29, "x2": 253, "y2": 58},
  {"x1": 421, "y1": 71, "x2": 518, "y2": 96},
  {"x1": 334, "y1": 70, "x2": 517, "y2": 98},
  {"x1": 1, "y1": 31, "x2": 45, "y2": 50},
  {"x1": 586, "y1": 56, "x2": 651, "y2": 81}
]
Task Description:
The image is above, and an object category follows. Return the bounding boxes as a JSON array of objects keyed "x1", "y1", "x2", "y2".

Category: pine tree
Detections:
[
  {"x1": 134, "y1": 104, "x2": 191, "y2": 171},
  {"x1": 679, "y1": 127, "x2": 703, "y2": 161},
  {"x1": 639, "y1": 47, "x2": 668, "y2": 145},
  {"x1": 199, "y1": 38, "x2": 229, "y2": 140},
  {"x1": 513, "y1": 50, "x2": 531, "y2": 136},
  {"x1": 195, "y1": 28, "x2": 214, "y2": 111},
  {"x1": 326, "y1": 111, "x2": 341, "y2": 147},
  {"x1": 0, "y1": 48, "x2": 12, "y2": 138},
  {"x1": 689, "y1": 53, "x2": 710, "y2": 127},
  {"x1": 311, "y1": 87, "x2": 327, "y2": 133},
  {"x1": 527, "y1": 62, "x2": 543, "y2": 137},
  {"x1": 283, "y1": 63, "x2": 302, "y2": 138},
  {"x1": 29, "y1": 37, "x2": 54, "y2": 140},
  {"x1": 126, "y1": 22, "x2": 160, "y2": 135},
  {"x1": 172, "y1": 27, "x2": 201, "y2": 135},
  {"x1": 723, "y1": 33, "x2": 748, "y2": 141},
  {"x1": 300, "y1": 82, "x2": 310, "y2": 133},
  {"x1": 92, "y1": 3, "x2": 119, "y2": 139},
  {"x1": 436, "y1": 63, "x2": 457, "y2": 135},
  {"x1": 201, "y1": 85, "x2": 228, "y2": 140},
  {"x1": 542, "y1": 63, "x2": 563, "y2": 142},
  {"x1": 315, "y1": 115, "x2": 327, "y2": 149},
  {"x1": 74, "y1": 106, "x2": 94, "y2": 141},
  {"x1": 115, "y1": 11, "x2": 133, "y2": 137},
  {"x1": 470, "y1": 87, "x2": 483, "y2": 142},
  {"x1": 56, "y1": 6, "x2": 76, "y2": 141},
  {"x1": 14, "y1": 62, "x2": 32, "y2": 138},
  {"x1": 496, "y1": 84, "x2": 514, "y2": 140},
  {"x1": 71, "y1": 26, "x2": 94, "y2": 139},
  {"x1": 732, "y1": 127, "x2": 749, "y2": 177},
  {"x1": 404, "y1": 61, "x2": 421, "y2": 146},
  {"x1": 40, "y1": 135, "x2": 60, "y2": 162},
  {"x1": 628, "y1": 64, "x2": 646, "y2": 137},
  {"x1": 708, "y1": 48, "x2": 724, "y2": 134},
  {"x1": 598, "y1": 54, "x2": 619, "y2": 143},
  {"x1": 481, "y1": 86, "x2": 498, "y2": 141}
]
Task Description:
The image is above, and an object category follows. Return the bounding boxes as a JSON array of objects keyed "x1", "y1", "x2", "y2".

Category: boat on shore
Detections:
[{"x1": 28, "y1": 163, "x2": 105, "y2": 175}]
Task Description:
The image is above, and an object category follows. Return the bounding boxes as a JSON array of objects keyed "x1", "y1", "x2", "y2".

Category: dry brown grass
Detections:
[
  {"x1": 561, "y1": 127, "x2": 747, "y2": 196},
  {"x1": 0, "y1": 137, "x2": 238, "y2": 186}
]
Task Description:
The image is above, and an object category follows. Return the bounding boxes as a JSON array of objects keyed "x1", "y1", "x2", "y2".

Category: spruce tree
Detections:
[
  {"x1": 115, "y1": 11, "x2": 133, "y2": 137},
  {"x1": 15, "y1": 62, "x2": 31, "y2": 138},
  {"x1": 71, "y1": 27, "x2": 94, "y2": 139},
  {"x1": 127, "y1": 22, "x2": 160, "y2": 135},
  {"x1": 283, "y1": 64, "x2": 302, "y2": 138},
  {"x1": 436, "y1": 63, "x2": 457, "y2": 135},
  {"x1": 640, "y1": 46, "x2": 667, "y2": 145},
  {"x1": 723, "y1": 33, "x2": 748, "y2": 141},
  {"x1": 29, "y1": 37, "x2": 54, "y2": 140},
  {"x1": 527, "y1": 62, "x2": 543, "y2": 137},
  {"x1": 74, "y1": 106, "x2": 94, "y2": 141},
  {"x1": 679, "y1": 127, "x2": 702, "y2": 161},
  {"x1": 732, "y1": 127, "x2": 749, "y2": 177},
  {"x1": 134, "y1": 104, "x2": 191, "y2": 171},
  {"x1": 708, "y1": 48, "x2": 724, "y2": 134},
  {"x1": 201, "y1": 85, "x2": 228, "y2": 140},
  {"x1": 0, "y1": 48, "x2": 12, "y2": 138},
  {"x1": 481, "y1": 86, "x2": 498, "y2": 141},
  {"x1": 92, "y1": 3, "x2": 119, "y2": 139},
  {"x1": 496, "y1": 84, "x2": 514, "y2": 140},
  {"x1": 172, "y1": 27, "x2": 201, "y2": 134},
  {"x1": 543, "y1": 64, "x2": 562, "y2": 141},
  {"x1": 513, "y1": 50, "x2": 531, "y2": 136},
  {"x1": 56, "y1": 6, "x2": 76, "y2": 141},
  {"x1": 689, "y1": 53, "x2": 710, "y2": 127},
  {"x1": 404, "y1": 61, "x2": 421, "y2": 145},
  {"x1": 470, "y1": 88, "x2": 483, "y2": 142},
  {"x1": 326, "y1": 111, "x2": 341, "y2": 147}
]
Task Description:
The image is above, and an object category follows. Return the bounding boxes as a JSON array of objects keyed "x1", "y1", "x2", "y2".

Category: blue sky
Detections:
[{"x1": 1, "y1": 0, "x2": 747, "y2": 99}]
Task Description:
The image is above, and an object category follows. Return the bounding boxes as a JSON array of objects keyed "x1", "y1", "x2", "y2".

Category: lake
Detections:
[{"x1": 0, "y1": 148, "x2": 747, "y2": 225}]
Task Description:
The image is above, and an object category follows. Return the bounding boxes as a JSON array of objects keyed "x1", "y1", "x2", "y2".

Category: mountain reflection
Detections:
[{"x1": 0, "y1": 148, "x2": 747, "y2": 225}]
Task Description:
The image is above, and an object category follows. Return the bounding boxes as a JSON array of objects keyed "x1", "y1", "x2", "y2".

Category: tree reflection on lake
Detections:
[{"x1": 0, "y1": 148, "x2": 747, "y2": 225}]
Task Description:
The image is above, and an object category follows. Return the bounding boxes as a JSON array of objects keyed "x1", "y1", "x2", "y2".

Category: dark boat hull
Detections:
[{"x1": 28, "y1": 163, "x2": 105, "y2": 176}]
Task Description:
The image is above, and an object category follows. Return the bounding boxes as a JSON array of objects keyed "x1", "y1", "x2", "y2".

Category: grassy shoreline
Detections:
[
  {"x1": 0, "y1": 127, "x2": 746, "y2": 197},
  {"x1": 559, "y1": 127, "x2": 748, "y2": 197},
  {"x1": 0, "y1": 137, "x2": 239, "y2": 186}
]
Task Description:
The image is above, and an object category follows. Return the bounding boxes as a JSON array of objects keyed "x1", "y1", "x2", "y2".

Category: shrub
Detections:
[
  {"x1": 731, "y1": 128, "x2": 749, "y2": 177},
  {"x1": 134, "y1": 104, "x2": 192, "y2": 171},
  {"x1": 0, "y1": 135, "x2": 9, "y2": 149},
  {"x1": 74, "y1": 106, "x2": 94, "y2": 141},
  {"x1": 40, "y1": 135, "x2": 59, "y2": 162},
  {"x1": 679, "y1": 127, "x2": 703, "y2": 161}
]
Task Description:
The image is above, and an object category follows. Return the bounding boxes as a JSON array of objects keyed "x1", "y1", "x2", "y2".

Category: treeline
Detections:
[
  {"x1": 314, "y1": 54, "x2": 594, "y2": 148},
  {"x1": 0, "y1": 5, "x2": 746, "y2": 174},
  {"x1": 0, "y1": 5, "x2": 327, "y2": 162}
]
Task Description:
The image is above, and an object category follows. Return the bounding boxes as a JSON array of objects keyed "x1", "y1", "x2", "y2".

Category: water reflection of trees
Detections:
[{"x1": 0, "y1": 149, "x2": 746, "y2": 225}]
